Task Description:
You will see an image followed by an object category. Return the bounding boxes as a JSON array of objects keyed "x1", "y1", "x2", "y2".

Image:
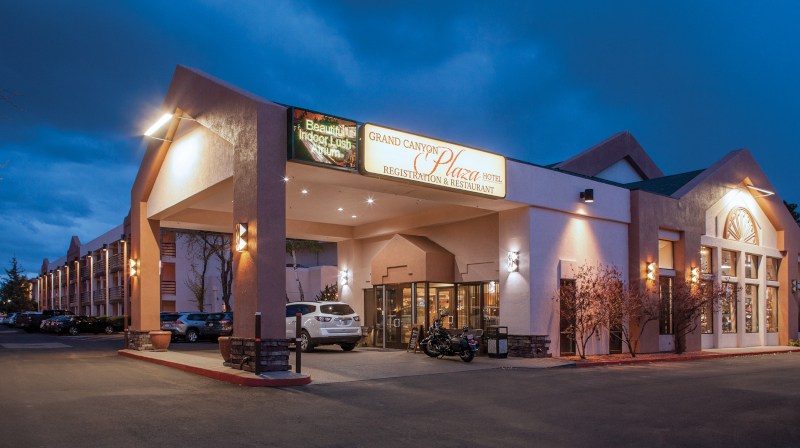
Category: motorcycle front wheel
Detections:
[
  {"x1": 459, "y1": 348, "x2": 475, "y2": 363},
  {"x1": 422, "y1": 341, "x2": 439, "y2": 358}
]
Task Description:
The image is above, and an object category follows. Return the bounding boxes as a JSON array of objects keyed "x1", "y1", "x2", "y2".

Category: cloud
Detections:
[{"x1": 2, "y1": 0, "x2": 800, "y2": 278}]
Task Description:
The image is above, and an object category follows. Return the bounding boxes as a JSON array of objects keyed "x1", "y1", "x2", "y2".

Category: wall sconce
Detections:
[
  {"x1": 580, "y1": 189, "x2": 594, "y2": 203},
  {"x1": 507, "y1": 252, "x2": 519, "y2": 273},
  {"x1": 129, "y1": 259, "x2": 138, "y2": 277},
  {"x1": 647, "y1": 262, "x2": 657, "y2": 281},
  {"x1": 340, "y1": 270, "x2": 348, "y2": 286},
  {"x1": 691, "y1": 267, "x2": 700, "y2": 283},
  {"x1": 235, "y1": 223, "x2": 248, "y2": 252},
  {"x1": 792, "y1": 280, "x2": 797, "y2": 293}
]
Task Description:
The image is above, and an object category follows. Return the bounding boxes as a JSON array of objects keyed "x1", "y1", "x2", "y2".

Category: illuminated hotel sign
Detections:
[
  {"x1": 290, "y1": 108, "x2": 358, "y2": 169},
  {"x1": 360, "y1": 124, "x2": 506, "y2": 197}
]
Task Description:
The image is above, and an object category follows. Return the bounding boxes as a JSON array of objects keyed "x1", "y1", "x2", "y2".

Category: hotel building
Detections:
[{"x1": 29, "y1": 66, "x2": 800, "y2": 365}]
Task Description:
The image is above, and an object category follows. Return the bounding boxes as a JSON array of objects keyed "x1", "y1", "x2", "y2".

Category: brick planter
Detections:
[
  {"x1": 508, "y1": 335, "x2": 552, "y2": 358},
  {"x1": 229, "y1": 337, "x2": 291, "y2": 372},
  {"x1": 128, "y1": 330, "x2": 153, "y2": 351}
]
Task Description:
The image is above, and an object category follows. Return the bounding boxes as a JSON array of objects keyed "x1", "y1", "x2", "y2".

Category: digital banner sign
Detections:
[
  {"x1": 360, "y1": 124, "x2": 506, "y2": 197},
  {"x1": 290, "y1": 108, "x2": 358, "y2": 169}
]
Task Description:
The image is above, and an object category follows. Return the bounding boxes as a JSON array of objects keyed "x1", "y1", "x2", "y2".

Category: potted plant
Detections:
[
  {"x1": 218, "y1": 336, "x2": 232, "y2": 363},
  {"x1": 149, "y1": 330, "x2": 172, "y2": 351}
]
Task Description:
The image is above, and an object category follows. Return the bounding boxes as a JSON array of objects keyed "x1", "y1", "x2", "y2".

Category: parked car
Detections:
[
  {"x1": 41, "y1": 316, "x2": 65, "y2": 333},
  {"x1": 15, "y1": 310, "x2": 74, "y2": 333},
  {"x1": 286, "y1": 302, "x2": 361, "y2": 352},
  {"x1": 3, "y1": 313, "x2": 19, "y2": 328},
  {"x1": 53, "y1": 316, "x2": 116, "y2": 336},
  {"x1": 204, "y1": 312, "x2": 233, "y2": 341},
  {"x1": 160, "y1": 312, "x2": 209, "y2": 342}
]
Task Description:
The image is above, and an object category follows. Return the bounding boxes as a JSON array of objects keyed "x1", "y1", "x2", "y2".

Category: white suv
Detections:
[{"x1": 286, "y1": 301, "x2": 362, "y2": 352}]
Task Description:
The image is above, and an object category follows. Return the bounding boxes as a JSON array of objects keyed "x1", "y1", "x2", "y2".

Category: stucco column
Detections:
[
  {"x1": 337, "y1": 239, "x2": 365, "y2": 318},
  {"x1": 232, "y1": 102, "x2": 287, "y2": 339},
  {"x1": 498, "y1": 207, "x2": 532, "y2": 336},
  {"x1": 130, "y1": 204, "x2": 161, "y2": 332},
  {"x1": 778, "y1": 233, "x2": 799, "y2": 345}
]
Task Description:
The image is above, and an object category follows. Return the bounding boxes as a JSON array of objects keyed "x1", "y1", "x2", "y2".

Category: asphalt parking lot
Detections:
[{"x1": 2, "y1": 328, "x2": 800, "y2": 447}]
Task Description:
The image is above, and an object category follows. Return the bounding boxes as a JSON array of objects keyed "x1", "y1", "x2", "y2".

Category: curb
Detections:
[
  {"x1": 118, "y1": 350, "x2": 311, "y2": 386},
  {"x1": 574, "y1": 349, "x2": 799, "y2": 368}
]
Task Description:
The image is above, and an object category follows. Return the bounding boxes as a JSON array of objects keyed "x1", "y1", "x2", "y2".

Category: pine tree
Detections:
[
  {"x1": 785, "y1": 200, "x2": 800, "y2": 225},
  {"x1": 0, "y1": 256, "x2": 35, "y2": 313}
]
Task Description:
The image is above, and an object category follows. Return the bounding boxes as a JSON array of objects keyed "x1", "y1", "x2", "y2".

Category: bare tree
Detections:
[
  {"x1": 182, "y1": 230, "x2": 218, "y2": 311},
  {"x1": 1, "y1": 90, "x2": 25, "y2": 120},
  {"x1": 606, "y1": 272, "x2": 661, "y2": 358},
  {"x1": 669, "y1": 278, "x2": 736, "y2": 354},
  {"x1": 215, "y1": 234, "x2": 233, "y2": 312},
  {"x1": 555, "y1": 263, "x2": 610, "y2": 359},
  {"x1": 285, "y1": 239, "x2": 325, "y2": 302}
]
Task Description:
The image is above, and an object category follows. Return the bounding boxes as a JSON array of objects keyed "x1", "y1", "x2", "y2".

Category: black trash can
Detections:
[{"x1": 487, "y1": 325, "x2": 508, "y2": 358}]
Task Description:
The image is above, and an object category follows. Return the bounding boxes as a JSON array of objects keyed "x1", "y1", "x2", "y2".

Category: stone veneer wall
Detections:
[
  {"x1": 508, "y1": 335, "x2": 551, "y2": 358},
  {"x1": 128, "y1": 330, "x2": 152, "y2": 351},
  {"x1": 229, "y1": 337, "x2": 291, "y2": 372}
]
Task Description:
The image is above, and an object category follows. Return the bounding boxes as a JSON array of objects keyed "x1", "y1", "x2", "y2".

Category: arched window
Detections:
[{"x1": 723, "y1": 207, "x2": 759, "y2": 245}]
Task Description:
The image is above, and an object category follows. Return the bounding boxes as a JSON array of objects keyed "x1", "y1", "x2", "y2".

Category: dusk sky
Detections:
[{"x1": 1, "y1": 1, "x2": 799, "y2": 278}]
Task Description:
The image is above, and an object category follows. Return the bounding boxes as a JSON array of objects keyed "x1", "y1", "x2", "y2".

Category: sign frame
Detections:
[
  {"x1": 358, "y1": 123, "x2": 507, "y2": 199},
  {"x1": 407, "y1": 324, "x2": 424, "y2": 353},
  {"x1": 287, "y1": 106, "x2": 361, "y2": 172}
]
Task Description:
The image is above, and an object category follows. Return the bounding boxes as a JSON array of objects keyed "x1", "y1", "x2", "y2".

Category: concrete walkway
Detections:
[
  {"x1": 121, "y1": 344, "x2": 799, "y2": 385},
  {"x1": 128, "y1": 344, "x2": 575, "y2": 385},
  {"x1": 573, "y1": 346, "x2": 800, "y2": 368},
  {"x1": 118, "y1": 349, "x2": 311, "y2": 386},
  {"x1": 703, "y1": 345, "x2": 800, "y2": 354}
]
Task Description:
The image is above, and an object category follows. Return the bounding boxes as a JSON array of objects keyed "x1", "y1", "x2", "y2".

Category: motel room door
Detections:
[{"x1": 384, "y1": 284, "x2": 413, "y2": 349}]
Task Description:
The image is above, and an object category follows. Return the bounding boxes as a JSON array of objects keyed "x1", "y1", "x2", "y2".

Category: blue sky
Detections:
[{"x1": 1, "y1": 1, "x2": 799, "y2": 278}]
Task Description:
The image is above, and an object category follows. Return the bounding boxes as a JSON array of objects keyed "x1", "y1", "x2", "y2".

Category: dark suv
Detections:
[
  {"x1": 15, "y1": 310, "x2": 74, "y2": 333},
  {"x1": 204, "y1": 313, "x2": 233, "y2": 341}
]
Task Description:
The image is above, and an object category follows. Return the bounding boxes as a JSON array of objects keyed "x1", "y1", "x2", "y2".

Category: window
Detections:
[
  {"x1": 659, "y1": 277, "x2": 674, "y2": 335},
  {"x1": 482, "y1": 282, "x2": 499, "y2": 328},
  {"x1": 415, "y1": 283, "x2": 426, "y2": 325},
  {"x1": 744, "y1": 254, "x2": 759, "y2": 279},
  {"x1": 766, "y1": 257, "x2": 780, "y2": 282},
  {"x1": 319, "y1": 304, "x2": 353, "y2": 315},
  {"x1": 745, "y1": 285, "x2": 758, "y2": 333},
  {"x1": 721, "y1": 283, "x2": 738, "y2": 333},
  {"x1": 766, "y1": 287, "x2": 778, "y2": 333},
  {"x1": 700, "y1": 246, "x2": 713, "y2": 275},
  {"x1": 658, "y1": 240, "x2": 674, "y2": 270},
  {"x1": 457, "y1": 284, "x2": 480, "y2": 329},
  {"x1": 559, "y1": 280, "x2": 576, "y2": 356},
  {"x1": 721, "y1": 250, "x2": 738, "y2": 277},
  {"x1": 700, "y1": 281, "x2": 713, "y2": 334}
]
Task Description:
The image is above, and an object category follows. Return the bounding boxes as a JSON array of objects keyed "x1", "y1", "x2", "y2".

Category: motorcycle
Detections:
[{"x1": 419, "y1": 312, "x2": 479, "y2": 362}]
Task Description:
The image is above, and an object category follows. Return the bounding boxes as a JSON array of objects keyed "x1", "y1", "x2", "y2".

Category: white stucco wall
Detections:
[{"x1": 147, "y1": 119, "x2": 234, "y2": 218}]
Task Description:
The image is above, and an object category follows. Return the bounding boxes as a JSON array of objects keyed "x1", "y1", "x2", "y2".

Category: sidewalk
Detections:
[
  {"x1": 571, "y1": 346, "x2": 800, "y2": 368},
  {"x1": 118, "y1": 349, "x2": 311, "y2": 386}
]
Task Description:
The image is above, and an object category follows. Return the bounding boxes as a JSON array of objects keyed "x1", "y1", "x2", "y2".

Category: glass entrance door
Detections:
[{"x1": 385, "y1": 284, "x2": 412, "y2": 349}]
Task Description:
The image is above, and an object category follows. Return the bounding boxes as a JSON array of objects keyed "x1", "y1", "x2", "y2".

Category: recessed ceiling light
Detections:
[
  {"x1": 284, "y1": 177, "x2": 290, "y2": 182},
  {"x1": 301, "y1": 189, "x2": 308, "y2": 194},
  {"x1": 351, "y1": 215, "x2": 357, "y2": 218},
  {"x1": 338, "y1": 207, "x2": 343, "y2": 211},
  {"x1": 367, "y1": 198, "x2": 374, "y2": 204}
]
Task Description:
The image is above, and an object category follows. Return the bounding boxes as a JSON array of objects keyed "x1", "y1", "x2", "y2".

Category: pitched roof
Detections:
[
  {"x1": 623, "y1": 169, "x2": 705, "y2": 196},
  {"x1": 552, "y1": 131, "x2": 665, "y2": 180}
]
